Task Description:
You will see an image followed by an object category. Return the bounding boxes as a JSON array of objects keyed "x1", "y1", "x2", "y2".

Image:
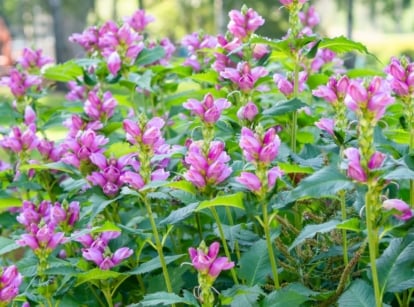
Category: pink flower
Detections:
[
  {"x1": 107, "y1": 51, "x2": 122, "y2": 75},
  {"x1": 383, "y1": 199, "x2": 412, "y2": 221},
  {"x1": 124, "y1": 9, "x2": 155, "y2": 32},
  {"x1": 240, "y1": 127, "x2": 281, "y2": 165},
  {"x1": 17, "y1": 47, "x2": 53, "y2": 69},
  {"x1": 221, "y1": 62, "x2": 268, "y2": 92},
  {"x1": 315, "y1": 118, "x2": 335, "y2": 136},
  {"x1": 236, "y1": 172, "x2": 261, "y2": 193},
  {"x1": 237, "y1": 101, "x2": 259, "y2": 121},
  {"x1": 274, "y1": 71, "x2": 307, "y2": 98},
  {"x1": 385, "y1": 57, "x2": 414, "y2": 97},
  {"x1": 183, "y1": 93, "x2": 231, "y2": 124},
  {"x1": 227, "y1": 7, "x2": 264, "y2": 39},
  {"x1": 188, "y1": 241, "x2": 234, "y2": 278},
  {"x1": 0, "y1": 265, "x2": 22, "y2": 303},
  {"x1": 299, "y1": 6, "x2": 320, "y2": 28},
  {"x1": 343, "y1": 147, "x2": 367, "y2": 182}
]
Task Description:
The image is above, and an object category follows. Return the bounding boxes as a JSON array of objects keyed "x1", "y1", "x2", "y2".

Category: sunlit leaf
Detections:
[{"x1": 196, "y1": 192, "x2": 244, "y2": 211}]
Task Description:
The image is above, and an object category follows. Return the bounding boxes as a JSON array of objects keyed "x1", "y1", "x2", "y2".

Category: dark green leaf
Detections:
[
  {"x1": 127, "y1": 254, "x2": 185, "y2": 275},
  {"x1": 221, "y1": 285, "x2": 264, "y2": 307},
  {"x1": 0, "y1": 237, "x2": 20, "y2": 256},
  {"x1": 261, "y1": 287, "x2": 309, "y2": 307},
  {"x1": 160, "y1": 202, "x2": 198, "y2": 225},
  {"x1": 263, "y1": 98, "x2": 307, "y2": 116},
  {"x1": 289, "y1": 220, "x2": 340, "y2": 251},
  {"x1": 239, "y1": 240, "x2": 270, "y2": 286},
  {"x1": 139, "y1": 292, "x2": 193, "y2": 306},
  {"x1": 135, "y1": 47, "x2": 166, "y2": 66},
  {"x1": 338, "y1": 279, "x2": 375, "y2": 307}
]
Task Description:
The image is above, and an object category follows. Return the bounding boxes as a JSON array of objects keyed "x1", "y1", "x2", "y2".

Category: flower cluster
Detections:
[
  {"x1": 181, "y1": 32, "x2": 217, "y2": 71},
  {"x1": 76, "y1": 231, "x2": 133, "y2": 270},
  {"x1": 385, "y1": 57, "x2": 414, "y2": 97},
  {"x1": 183, "y1": 93, "x2": 231, "y2": 125},
  {"x1": 343, "y1": 147, "x2": 386, "y2": 183},
  {"x1": 273, "y1": 71, "x2": 308, "y2": 98},
  {"x1": 0, "y1": 265, "x2": 22, "y2": 304}
]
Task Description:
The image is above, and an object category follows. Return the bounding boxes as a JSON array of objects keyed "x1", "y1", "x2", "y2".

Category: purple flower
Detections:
[
  {"x1": 240, "y1": 127, "x2": 281, "y2": 165},
  {"x1": 382, "y1": 199, "x2": 412, "y2": 221},
  {"x1": 17, "y1": 47, "x2": 53, "y2": 70},
  {"x1": 313, "y1": 76, "x2": 350, "y2": 104},
  {"x1": 0, "y1": 265, "x2": 22, "y2": 303},
  {"x1": 221, "y1": 62, "x2": 268, "y2": 92},
  {"x1": 299, "y1": 6, "x2": 320, "y2": 28},
  {"x1": 1, "y1": 124, "x2": 39, "y2": 153},
  {"x1": 237, "y1": 101, "x2": 258, "y2": 121},
  {"x1": 124, "y1": 117, "x2": 166, "y2": 153},
  {"x1": 385, "y1": 57, "x2": 414, "y2": 97},
  {"x1": 17, "y1": 224, "x2": 65, "y2": 252},
  {"x1": 107, "y1": 51, "x2": 122, "y2": 75},
  {"x1": 315, "y1": 118, "x2": 335, "y2": 136},
  {"x1": 0, "y1": 69, "x2": 42, "y2": 98},
  {"x1": 227, "y1": 7, "x2": 265, "y2": 39},
  {"x1": 120, "y1": 171, "x2": 145, "y2": 190},
  {"x1": 124, "y1": 10, "x2": 155, "y2": 32},
  {"x1": 343, "y1": 147, "x2": 367, "y2": 182},
  {"x1": 183, "y1": 93, "x2": 230, "y2": 124},
  {"x1": 236, "y1": 168, "x2": 283, "y2": 194},
  {"x1": 274, "y1": 71, "x2": 307, "y2": 98},
  {"x1": 84, "y1": 91, "x2": 118, "y2": 121},
  {"x1": 280, "y1": 0, "x2": 308, "y2": 6},
  {"x1": 188, "y1": 241, "x2": 234, "y2": 279}
]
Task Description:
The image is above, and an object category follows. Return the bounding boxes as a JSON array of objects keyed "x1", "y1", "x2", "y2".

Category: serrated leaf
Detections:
[
  {"x1": 261, "y1": 287, "x2": 308, "y2": 307},
  {"x1": 75, "y1": 268, "x2": 122, "y2": 286},
  {"x1": 263, "y1": 98, "x2": 307, "y2": 116},
  {"x1": 377, "y1": 235, "x2": 414, "y2": 294},
  {"x1": 0, "y1": 237, "x2": 20, "y2": 256},
  {"x1": 319, "y1": 36, "x2": 369, "y2": 54},
  {"x1": 165, "y1": 180, "x2": 197, "y2": 195},
  {"x1": 135, "y1": 47, "x2": 166, "y2": 66},
  {"x1": 338, "y1": 279, "x2": 375, "y2": 307},
  {"x1": 239, "y1": 240, "x2": 270, "y2": 286},
  {"x1": 139, "y1": 292, "x2": 192, "y2": 306},
  {"x1": 127, "y1": 254, "x2": 185, "y2": 275},
  {"x1": 20, "y1": 161, "x2": 76, "y2": 174},
  {"x1": 221, "y1": 285, "x2": 263, "y2": 307},
  {"x1": 44, "y1": 61, "x2": 83, "y2": 82},
  {"x1": 160, "y1": 202, "x2": 198, "y2": 225},
  {"x1": 289, "y1": 220, "x2": 340, "y2": 251},
  {"x1": 196, "y1": 192, "x2": 244, "y2": 211}
]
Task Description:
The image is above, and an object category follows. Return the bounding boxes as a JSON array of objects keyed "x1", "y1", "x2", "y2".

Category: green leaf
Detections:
[
  {"x1": 92, "y1": 221, "x2": 121, "y2": 233},
  {"x1": 263, "y1": 98, "x2": 307, "y2": 116},
  {"x1": 383, "y1": 166, "x2": 414, "y2": 180},
  {"x1": 383, "y1": 129, "x2": 409, "y2": 144},
  {"x1": 165, "y1": 180, "x2": 197, "y2": 195},
  {"x1": 160, "y1": 202, "x2": 198, "y2": 225},
  {"x1": 75, "y1": 268, "x2": 122, "y2": 286},
  {"x1": 127, "y1": 254, "x2": 185, "y2": 275},
  {"x1": 139, "y1": 292, "x2": 192, "y2": 306},
  {"x1": 286, "y1": 166, "x2": 353, "y2": 204},
  {"x1": 336, "y1": 218, "x2": 361, "y2": 232},
  {"x1": 20, "y1": 161, "x2": 76, "y2": 174},
  {"x1": 189, "y1": 71, "x2": 219, "y2": 84},
  {"x1": 289, "y1": 220, "x2": 340, "y2": 251},
  {"x1": 44, "y1": 61, "x2": 83, "y2": 82},
  {"x1": 0, "y1": 237, "x2": 20, "y2": 256},
  {"x1": 135, "y1": 47, "x2": 166, "y2": 66},
  {"x1": 347, "y1": 68, "x2": 385, "y2": 78},
  {"x1": 261, "y1": 287, "x2": 309, "y2": 307},
  {"x1": 239, "y1": 240, "x2": 270, "y2": 286},
  {"x1": 196, "y1": 192, "x2": 244, "y2": 211},
  {"x1": 215, "y1": 223, "x2": 260, "y2": 252},
  {"x1": 307, "y1": 73, "x2": 330, "y2": 90},
  {"x1": 338, "y1": 279, "x2": 375, "y2": 307},
  {"x1": 319, "y1": 36, "x2": 369, "y2": 54},
  {"x1": 221, "y1": 285, "x2": 264, "y2": 307},
  {"x1": 377, "y1": 235, "x2": 414, "y2": 294},
  {"x1": 0, "y1": 197, "x2": 22, "y2": 211},
  {"x1": 278, "y1": 162, "x2": 314, "y2": 174}
]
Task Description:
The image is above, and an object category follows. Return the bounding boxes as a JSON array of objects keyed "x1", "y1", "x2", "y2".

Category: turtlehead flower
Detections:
[
  {"x1": 124, "y1": 117, "x2": 166, "y2": 153},
  {"x1": 1, "y1": 124, "x2": 39, "y2": 154},
  {"x1": 382, "y1": 199, "x2": 413, "y2": 221},
  {"x1": 183, "y1": 93, "x2": 230, "y2": 124},
  {"x1": 343, "y1": 147, "x2": 386, "y2": 183},
  {"x1": 345, "y1": 77, "x2": 395, "y2": 122},
  {"x1": 236, "y1": 167, "x2": 283, "y2": 194},
  {"x1": 183, "y1": 141, "x2": 232, "y2": 189},
  {"x1": 17, "y1": 224, "x2": 65, "y2": 252},
  {"x1": 274, "y1": 71, "x2": 307, "y2": 98},
  {"x1": 227, "y1": 7, "x2": 265, "y2": 40},
  {"x1": 315, "y1": 118, "x2": 335, "y2": 136},
  {"x1": 0, "y1": 265, "x2": 22, "y2": 303},
  {"x1": 313, "y1": 75, "x2": 350, "y2": 105},
  {"x1": 237, "y1": 101, "x2": 259, "y2": 121},
  {"x1": 221, "y1": 62, "x2": 268, "y2": 92},
  {"x1": 280, "y1": 0, "x2": 308, "y2": 7},
  {"x1": 240, "y1": 127, "x2": 281, "y2": 165},
  {"x1": 299, "y1": 6, "x2": 320, "y2": 28},
  {"x1": 66, "y1": 81, "x2": 88, "y2": 102},
  {"x1": 385, "y1": 57, "x2": 414, "y2": 97},
  {"x1": 107, "y1": 51, "x2": 122, "y2": 75},
  {"x1": 123, "y1": 9, "x2": 155, "y2": 32},
  {"x1": 17, "y1": 47, "x2": 53, "y2": 70},
  {"x1": 0, "y1": 68, "x2": 42, "y2": 98},
  {"x1": 188, "y1": 241, "x2": 234, "y2": 279},
  {"x1": 84, "y1": 90, "x2": 117, "y2": 121}
]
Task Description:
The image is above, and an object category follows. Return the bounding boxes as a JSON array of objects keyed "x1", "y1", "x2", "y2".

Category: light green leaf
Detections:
[
  {"x1": 20, "y1": 161, "x2": 76, "y2": 174},
  {"x1": 336, "y1": 218, "x2": 361, "y2": 232},
  {"x1": 383, "y1": 129, "x2": 409, "y2": 144},
  {"x1": 278, "y1": 162, "x2": 314, "y2": 174},
  {"x1": 127, "y1": 254, "x2": 185, "y2": 275},
  {"x1": 92, "y1": 221, "x2": 121, "y2": 234},
  {"x1": 319, "y1": 36, "x2": 369, "y2": 54},
  {"x1": 165, "y1": 180, "x2": 197, "y2": 195},
  {"x1": 338, "y1": 279, "x2": 375, "y2": 307},
  {"x1": 75, "y1": 268, "x2": 122, "y2": 286},
  {"x1": 135, "y1": 47, "x2": 166, "y2": 66},
  {"x1": 347, "y1": 68, "x2": 385, "y2": 78},
  {"x1": 107, "y1": 142, "x2": 137, "y2": 158},
  {"x1": 289, "y1": 220, "x2": 340, "y2": 251},
  {"x1": 0, "y1": 197, "x2": 22, "y2": 210},
  {"x1": 263, "y1": 98, "x2": 307, "y2": 116},
  {"x1": 189, "y1": 71, "x2": 219, "y2": 84},
  {"x1": 196, "y1": 192, "x2": 244, "y2": 211},
  {"x1": 139, "y1": 292, "x2": 192, "y2": 306},
  {"x1": 239, "y1": 240, "x2": 270, "y2": 286},
  {"x1": 377, "y1": 235, "x2": 414, "y2": 294},
  {"x1": 44, "y1": 61, "x2": 83, "y2": 82}
]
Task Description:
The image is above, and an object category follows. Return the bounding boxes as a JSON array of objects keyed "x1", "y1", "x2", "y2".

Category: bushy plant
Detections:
[{"x1": 1, "y1": 1, "x2": 414, "y2": 306}]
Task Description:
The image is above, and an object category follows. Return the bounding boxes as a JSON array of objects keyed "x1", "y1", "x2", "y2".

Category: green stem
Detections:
[
  {"x1": 143, "y1": 197, "x2": 175, "y2": 294},
  {"x1": 365, "y1": 186, "x2": 382, "y2": 307},
  {"x1": 290, "y1": 54, "x2": 300, "y2": 153},
  {"x1": 261, "y1": 201, "x2": 280, "y2": 289},
  {"x1": 210, "y1": 207, "x2": 239, "y2": 285},
  {"x1": 339, "y1": 190, "x2": 349, "y2": 267},
  {"x1": 102, "y1": 284, "x2": 114, "y2": 307}
]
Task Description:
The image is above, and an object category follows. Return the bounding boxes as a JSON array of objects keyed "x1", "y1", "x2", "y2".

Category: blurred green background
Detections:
[{"x1": 0, "y1": 0, "x2": 413, "y2": 64}]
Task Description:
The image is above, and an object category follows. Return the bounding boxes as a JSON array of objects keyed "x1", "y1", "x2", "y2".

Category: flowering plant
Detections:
[{"x1": 1, "y1": 1, "x2": 414, "y2": 306}]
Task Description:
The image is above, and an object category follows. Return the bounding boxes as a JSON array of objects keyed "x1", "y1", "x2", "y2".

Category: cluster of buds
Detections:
[
  {"x1": 237, "y1": 101, "x2": 259, "y2": 122},
  {"x1": 84, "y1": 90, "x2": 118, "y2": 122},
  {"x1": 0, "y1": 265, "x2": 22, "y2": 304},
  {"x1": 183, "y1": 140, "x2": 232, "y2": 191},
  {"x1": 343, "y1": 147, "x2": 386, "y2": 183},
  {"x1": 221, "y1": 61, "x2": 268, "y2": 92},
  {"x1": 183, "y1": 93, "x2": 231, "y2": 125},
  {"x1": 76, "y1": 231, "x2": 133, "y2": 270},
  {"x1": 237, "y1": 126, "x2": 284, "y2": 196},
  {"x1": 181, "y1": 32, "x2": 217, "y2": 71},
  {"x1": 188, "y1": 241, "x2": 234, "y2": 306},
  {"x1": 227, "y1": 6, "x2": 265, "y2": 41},
  {"x1": 385, "y1": 57, "x2": 414, "y2": 98},
  {"x1": 16, "y1": 200, "x2": 79, "y2": 259}
]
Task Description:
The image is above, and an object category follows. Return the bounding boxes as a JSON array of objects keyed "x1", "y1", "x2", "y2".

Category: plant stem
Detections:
[
  {"x1": 102, "y1": 284, "x2": 114, "y2": 307},
  {"x1": 339, "y1": 190, "x2": 349, "y2": 267},
  {"x1": 143, "y1": 197, "x2": 174, "y2": 295},
  {"x1": 290, "y1": 53, "x2": 300, "y2": 154},
  {"x1": 261, "y1": 201, "x2": 280, "y2": 289},
  {"x1": 210, "y1": 207, "x2": 239, "y2": 284},
  {"x1": 365, "y1": 186, "x2": 382, "y2": 307}
]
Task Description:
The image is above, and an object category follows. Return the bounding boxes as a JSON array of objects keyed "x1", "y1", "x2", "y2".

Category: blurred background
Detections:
[{"x1": 0, "y1": 0, "x2": 413, "y2": 65}]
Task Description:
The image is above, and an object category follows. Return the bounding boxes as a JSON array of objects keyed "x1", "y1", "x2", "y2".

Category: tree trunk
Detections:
[{"x1": 49, "y1": 0, "x2": 65, "y2": 63}]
